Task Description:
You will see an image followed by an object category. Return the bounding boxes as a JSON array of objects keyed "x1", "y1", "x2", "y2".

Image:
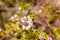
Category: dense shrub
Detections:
[{"x1": 0, "y1": 0, "x2": 60, "y2": 40}]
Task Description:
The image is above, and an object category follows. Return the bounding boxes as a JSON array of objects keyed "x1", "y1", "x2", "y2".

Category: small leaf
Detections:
[{"x1": 29, "y1": 13, "x2": 36, "y2": 19}]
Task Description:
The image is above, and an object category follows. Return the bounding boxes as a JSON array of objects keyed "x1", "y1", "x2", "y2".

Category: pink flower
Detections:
[
  {"x1": 16, "y1": 20, "x2": 21, "y2": 24},
  {"x1": 39, "y1": 36, "x2": 44, "y2": 40},
  {"x1": 9, "y1": 16, "x2": 14, "y2": 20},
  {"x1": 48, "y1": 37, "x2": 52, "y2": 40},
  {"x1": 0, "y1": 28, "x2": 2, "y2": 32},
  {"x1": 39, "y1": 10, "x2": 42, "y2": 13},
  {"x1": 9, "y1": 15, "x2": 18, "y2": 20}
]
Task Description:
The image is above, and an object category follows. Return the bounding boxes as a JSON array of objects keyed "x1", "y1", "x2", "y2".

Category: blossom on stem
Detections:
[
  {"x1": 48, "y1": 37, "x2": 52, "y2": 40},
  {"x1": 9, "y1": 16, "x2": 14, "y2": 20},
  {"x1": 39, "y1": 9, "x2": 42, "y2": 13},
  {"x1": 21, "y1": 16, "x2": 26, "y2": 22},
  {"x1": 39, "y1": 35, "x2": 44, "y2": 40},
  {"x1": 14, "y1": 15, "x2": 18, "y2": 18},
  {"x1": 21, "y1": 15, "x2": 33, "y2": 30}
]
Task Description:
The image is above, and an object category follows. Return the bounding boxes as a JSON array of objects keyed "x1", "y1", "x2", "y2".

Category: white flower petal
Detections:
[
  {"x1": 19, "y1": 7, "x2": 21, "y2": 10},
  {"x1": 0, "y1": 28, "x2": 2, "y2": 32},
  {"x1": 34, "y1": 29, "x2": 36, "y2": 32},
  {"x1": 22, "y1": 25, "x2": 26, "y2": 29},
  {"x1": 27, "y1": 15, "x2": 30, "y2": 19},
  {"x1": 23, "y1": 16, "x2": 26, "y2": 19},
  {"x1": 39, "y1": 10, "x2": 42, "y2": 13},
  {"x1": 14, "y1": 15, "x2": 17, "y2": 17},
  {"x1": 21, "y1": 16, "x2": 27, "y2": 22},
  {"x1": 26, "y1": 24, "x2": 32, "y2": 30},
  {"x1": 26, "y1": 26, "x2": 30, "y2": 30},
  {"x1": 17, "y1": 27, "x2": 20, "y2": 30},
  {"x1": 14, "y1": 32, "x2": 18, "y2": 35},
  {"x1": 21, "y1": 19, "x2": 25, "y2": 22},
  {"x1": 9, "y1": 16, "x2": 14, "y2": 20},
  {"x1": 23, "y1": 34, "x2": 25, "y2": 37}
]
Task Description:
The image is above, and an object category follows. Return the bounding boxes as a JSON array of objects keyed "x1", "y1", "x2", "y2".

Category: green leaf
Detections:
[
  {"x1": 53, "y1": 28, "x2": 59, "y2": 36},
  {"x1": 29, "y1": 13, "x2": 36, "y2": 19},
  {"x1": 24, "y1": 3, "x2": 31, "y2": 9},
  {"x1": 13, "y1": 23, "x2": 19, "y2": 31}
]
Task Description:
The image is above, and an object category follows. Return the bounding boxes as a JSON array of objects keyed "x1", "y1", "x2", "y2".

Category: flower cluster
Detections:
[
  {"x1": 1, "y1": 1, "x2": 60, "y2": 40},
  {"x1": 21, "y1": 15, "x2": 33, "y2": 30},
  {"x1": 39, "y1": 35, "x2": 52, "y2": 40},
  {"x1": 9, "y1": 15, "x2": 33, "y2": 30}
]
